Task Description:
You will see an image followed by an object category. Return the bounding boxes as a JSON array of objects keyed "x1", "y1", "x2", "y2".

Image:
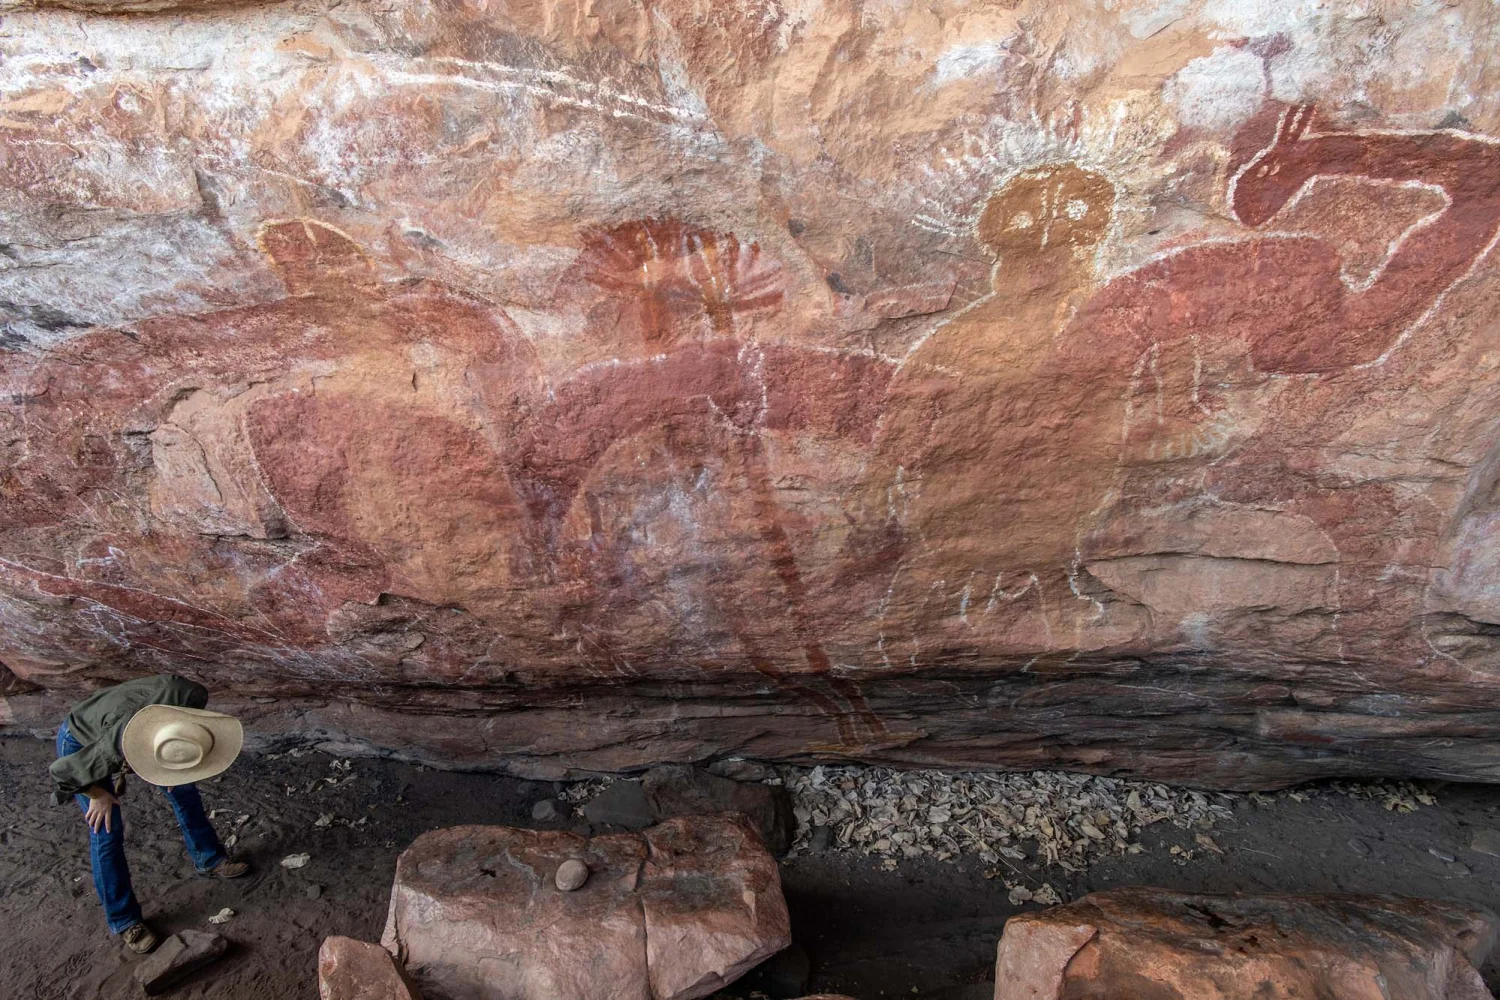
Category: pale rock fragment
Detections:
[{"x1": 555, "y1": 859, "x2": 590, "y2": 891}]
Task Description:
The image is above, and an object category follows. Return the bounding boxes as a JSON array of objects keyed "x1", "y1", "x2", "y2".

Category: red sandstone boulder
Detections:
[
  {"x1": 381, "y1": 814, "x2": 789, "y2": 1000},
  {"x1": 318, "y1": 936, "x2": 422, "y2": 1000},
  {"x1": 993, "y1": 888, "x2": 1498, "y2": 1000}
]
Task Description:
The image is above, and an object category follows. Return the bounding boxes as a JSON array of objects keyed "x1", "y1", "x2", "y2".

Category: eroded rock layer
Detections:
[{"x1": 3, "y1": 0, "x2": 1500, "y2": 786}]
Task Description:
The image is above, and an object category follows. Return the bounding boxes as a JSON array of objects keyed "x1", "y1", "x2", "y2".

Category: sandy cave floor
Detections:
[{"x1": 3, "y1": 736, "x2": 1500, "y2": 1000}]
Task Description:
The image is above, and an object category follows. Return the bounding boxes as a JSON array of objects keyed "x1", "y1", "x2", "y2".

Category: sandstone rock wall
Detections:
[{"x1": 3, "y1": 0, "x2": 1500, "y2": 786}]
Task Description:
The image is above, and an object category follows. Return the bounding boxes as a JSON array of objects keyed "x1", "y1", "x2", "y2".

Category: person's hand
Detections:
[{"x1": 84, "y1": 787, "x2": 117, "y2": 834}]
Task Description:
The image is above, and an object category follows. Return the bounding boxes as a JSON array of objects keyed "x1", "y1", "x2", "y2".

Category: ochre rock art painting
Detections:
[
  {"x1": 574, "y1": 218, "x2": 787, "y2": 347},
  {"x1": 4, "y1": 1, "x2": 1500, "y2": 786},
  {"x1": 519, "y1": 220, "x2": 896, "y2": 746},
  {"x1": 873, "y1": 105, "x2": 1500, "y2": 682}
]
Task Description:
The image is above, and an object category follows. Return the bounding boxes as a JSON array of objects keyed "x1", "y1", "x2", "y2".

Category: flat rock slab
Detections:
[
  {"x1": 581, "y1": 778, "x2": 654, "y2": 829},
  {"x1": 318, "y1": 936, "x2": 422, "y2": 1000},
  {"x1": 134, "y1": 930, "x2": 228, "y2": 996},
  {"x1": 642, "y1": 765, "x2": 794, "y2": 856},
  {"x1": 994, "y1": 888, "x2": 1498, "y2": 1000},
  {"x1": 382, "y1": 814, "x2": 789, "y2": 1000}
]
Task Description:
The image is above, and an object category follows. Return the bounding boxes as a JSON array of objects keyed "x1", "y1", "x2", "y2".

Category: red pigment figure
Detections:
[
  {"x1": 871, "y1": 103, "x2": 1500, "y2": 656},
  {"x1": 517, "y1": 219, "x2": 895, "y2": 747}
]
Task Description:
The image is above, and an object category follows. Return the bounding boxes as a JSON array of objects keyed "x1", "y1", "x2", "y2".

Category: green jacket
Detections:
[{"x1": 50, "y1": 675, "x2": 208, "y2": 804}]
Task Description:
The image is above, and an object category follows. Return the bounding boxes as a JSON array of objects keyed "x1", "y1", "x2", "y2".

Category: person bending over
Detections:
[{"x1": 50, "y1": 674, "x2": 250, "y2": 954}]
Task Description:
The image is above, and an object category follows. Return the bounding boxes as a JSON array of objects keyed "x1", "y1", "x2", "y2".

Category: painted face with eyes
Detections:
[{"x1": 976, "y1": 164, "x2": 1114, "y2": 260}]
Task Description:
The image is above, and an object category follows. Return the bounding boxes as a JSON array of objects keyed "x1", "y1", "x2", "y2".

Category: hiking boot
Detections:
[
  {"x1": 121, "y1": 923, "x2": 159, "y2": 954},
  {"x1": 198, "y1": 857, "x2": 250, "y2": 880}
]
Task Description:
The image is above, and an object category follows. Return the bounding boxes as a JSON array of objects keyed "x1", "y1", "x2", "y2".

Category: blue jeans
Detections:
[{"x1": 56, "y1": 720, "x2": 227, "y2": 934}]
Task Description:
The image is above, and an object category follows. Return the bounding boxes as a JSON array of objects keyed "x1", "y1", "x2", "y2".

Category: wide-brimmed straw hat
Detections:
[{"x1": 121, "y1": 705, "x2": 243, "y2": 786}]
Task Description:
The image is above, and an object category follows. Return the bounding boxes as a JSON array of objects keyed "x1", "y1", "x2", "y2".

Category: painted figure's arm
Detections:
[
  {"x1": 510, "y1": 343, "x2": 893, "y2": 547},
  {"x1": 1233, "y1": 106, "x2": 1500, "y2": 369}
]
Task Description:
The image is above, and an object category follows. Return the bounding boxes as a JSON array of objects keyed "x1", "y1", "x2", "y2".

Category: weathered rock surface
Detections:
[
  {"x1": 708, "y1": 760, "x2": 779, "y2": 784},
  {"x1": 642, "y1": 765, "x2": 795, "y2": 855},
  {"x1": 0, "y1": 662, "x2": 40, "y2": 697},
  {"x1": 134, "y1": 930, "x2": 228, "y2": 996},
  {"x1": 4, "y1": 2, "x2": 1500, "y2": 786},
  {"x1": 318, "y1": 936, "x2": 422, "y2": 1000},
  {"x1": 993, "y1": 888, "x2": 1498, "y2": 1000},
  {"x1": 582, "y1": 779, "x2": 655, "y2": 830},
  {"x1": 381, "y1": 814, "x2": 789, "y2": 1000}
]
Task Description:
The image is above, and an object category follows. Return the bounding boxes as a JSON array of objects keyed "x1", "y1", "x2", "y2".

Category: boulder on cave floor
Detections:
[
  {"x1": 318, "y1": 936, "x2": 422, "y2": 1000},
  {"x1": 642, "y1": 765, "x2": 794, "y2": 856},
  {"x1": 381, "y1": 813, "x2": 789, "y2": 1000},
  {"x1": 581, "y1": 777, "x2": 655, "y2": 830},
  {"x1": 994, "y1": 887, "x2": 1498, "y2": 1000},
  {"x1": 580, "y1": 764, "x2": 794, "y2": 854}
]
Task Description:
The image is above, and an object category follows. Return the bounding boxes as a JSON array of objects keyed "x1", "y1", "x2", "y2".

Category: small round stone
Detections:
[{"x1": 555, "y1": 859, "x2": 590, "y2": 892}]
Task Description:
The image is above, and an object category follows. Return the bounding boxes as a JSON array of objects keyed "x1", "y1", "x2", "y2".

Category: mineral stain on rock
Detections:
[{"x1": 3, "y1": 2, "x2": 1500, "y2": 787}]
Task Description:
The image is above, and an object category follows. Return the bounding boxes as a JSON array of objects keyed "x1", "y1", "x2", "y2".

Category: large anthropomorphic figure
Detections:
[
  {"x1": 50, "y1": 675, "x2": 250, "y2": 953},
  {"x1": 873, "y1": 103, "x2": 1500, "y2": 657}
]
